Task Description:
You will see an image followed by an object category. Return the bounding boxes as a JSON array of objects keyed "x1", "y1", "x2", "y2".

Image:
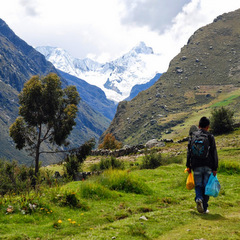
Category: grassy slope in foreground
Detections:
[{"x1": 0, "y1": 129, "x2": 240, "y2": 239}]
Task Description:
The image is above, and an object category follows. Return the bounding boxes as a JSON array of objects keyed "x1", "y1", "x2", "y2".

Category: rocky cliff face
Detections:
[{"x1": 101, "y1": 9, "x2": 240, "y2": 145}]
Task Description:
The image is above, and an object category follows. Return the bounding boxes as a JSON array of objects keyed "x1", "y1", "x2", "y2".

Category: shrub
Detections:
[
  {"x1": 0, "y1": 159, "x2": 35, "y2": 195},
  {"x1": 210, "y1": 107, "x2": 235, "y2": 135},
  {"x1": 140, "y1": 152, "x2": 162, "y2": 169},
  {"x1": 98, "y1": 133, "x2": 122, "y2": 150},
  {"x1": 80, "y1": 182, "x2": 118, "y2": 199},
  {"x1": 90, "y1": 156, "x2": 125, "y2": 172},
  {"x1": 98, "y1": 169, "x2": 152, "y2": 195},
  {"x1": 64, "y1": 139, "x2": 95, "y2": 180},
  {"x1": 101, "y1": 156, "x2": 125, "y2": 170},
  {"x1": 52, "y1": 191, "x2": 89, "y2": 209}
]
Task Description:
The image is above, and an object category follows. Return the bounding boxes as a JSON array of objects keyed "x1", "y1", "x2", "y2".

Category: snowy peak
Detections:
[
  {"x1": 131, "y1": 41, "x2": 154, "y2": 55},
  {"x1": 36, "y1": 46, "x2": 101, "y2": 74},
  {"x1": 36, "y1": 42, "x2": 162, "y2": 102}
]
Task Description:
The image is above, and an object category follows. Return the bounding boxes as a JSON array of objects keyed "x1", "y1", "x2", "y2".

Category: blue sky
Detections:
[{"x1": 0, "y1": 0, "x2": 240, "y2": 71}]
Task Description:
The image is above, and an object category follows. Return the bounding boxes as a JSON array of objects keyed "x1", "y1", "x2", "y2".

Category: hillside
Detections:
[
  {"x1": 101, "y1": 9, "x2": 240, "y2": 145},
  {"x1": 0, "y1": 127, "x2": 240, "y2": 239},
  {"x1": 0, "y1": 19, "x2": 110, "y2": 165}
]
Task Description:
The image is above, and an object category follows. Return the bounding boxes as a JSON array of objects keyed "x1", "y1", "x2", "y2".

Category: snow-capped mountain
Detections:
[{"x1": 36, "y1": 42, "x2": 162, "y2": 102}]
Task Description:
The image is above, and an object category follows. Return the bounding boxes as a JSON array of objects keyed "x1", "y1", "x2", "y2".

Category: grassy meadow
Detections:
[{"x1": 0, "y1": 128, "x2": 240, "y2": 240}]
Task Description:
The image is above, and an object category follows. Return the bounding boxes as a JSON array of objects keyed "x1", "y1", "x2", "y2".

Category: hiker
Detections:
[{"x1": 186, "y1": 117, "x2": 218, "y2": 213}]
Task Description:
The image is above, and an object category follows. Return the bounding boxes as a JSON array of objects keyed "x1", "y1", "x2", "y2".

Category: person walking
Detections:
[{"x1": 186, "y1": 116, "x2": 218, "y2": 213}]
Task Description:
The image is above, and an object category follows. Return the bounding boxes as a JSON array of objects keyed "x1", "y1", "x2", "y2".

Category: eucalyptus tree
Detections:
[{"x1": 10, "y1": 73, "x2": 80, "y2": 176}]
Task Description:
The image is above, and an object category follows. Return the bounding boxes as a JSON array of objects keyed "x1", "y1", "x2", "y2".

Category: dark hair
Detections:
[{"x1": 199, "y1": 117, "x2": 210, "y2": 128}]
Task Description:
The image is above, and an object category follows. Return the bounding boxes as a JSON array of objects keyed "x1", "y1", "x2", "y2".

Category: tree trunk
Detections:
[
  {"x1": 33, "y1": 124, "x2": 42, "y2": 186},
  {"x1": 35, "y1": 145, "x2": 40, "y2": 176}
]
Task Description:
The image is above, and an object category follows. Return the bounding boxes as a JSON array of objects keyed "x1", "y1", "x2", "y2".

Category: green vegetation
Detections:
[
  {"x1": 211, "y1": 95, "x2": 239, "y2": 108},
  {"x1": 140, "y1": 152, "x2": 163, "y2": 169},
  {"x1": 63, "y1": 139, "x2": 95, "y2": 180},
  {"x1": 9, "y1": 73, "x2": 80, "y2": 176},
  {"x1": 98, "y1": 133, "x2": 123, "y2": 150},
  {"x1": 210, "y1": 107, "x2": 235, "y2": 135},
  {"x1": 0, "y1": 127, "x2": 240, "y2": 239},
  {"x1": 90, "y1": 156, "x2": 125, "y2": 171}
]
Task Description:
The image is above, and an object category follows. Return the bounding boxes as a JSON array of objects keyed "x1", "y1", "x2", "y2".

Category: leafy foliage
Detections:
[
  {"x1": 52, "y1": 191, "x2": 89, "y2": 209},
  {"x1": 98, "y1": 169, "x2": 152, "y2": 195},
  {"x1": 140, "y1": 152, "x2": 162, "y2": 169},
  {"x1": 90, "y1": 156, "x2": 125, "y2": 171},
  {"x1": 0, "y1": 159, "x2": 34, "y2": 195},
  {"x1": 210, "y1": 107, "x2": 235, "y2": 135},
  {"x1": 9, "y1": 73, "x2": 80, "y2": 175},
  {"x1": 98, "y1": 133, "x2": 122, "y2": 150},
  {"x1": 80, "y1": 182, "x2": 118, "y2": 199},
  {"x1": 63, "y1": 139, "x2": 95, "y2": 180}
]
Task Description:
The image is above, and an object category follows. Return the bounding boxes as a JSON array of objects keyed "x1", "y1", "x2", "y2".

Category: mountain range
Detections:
[
  {"x1": 36, "y1": 42, "x2": 162, "y2": 103},
  {"x1": 1, "y1": 8, "x2": 240, "y2": 165},
  {"x1": 101, "y1": 8, "x2": 240, "y2": 145},
  {"x1": 0, "y1": 18, "x2": 111, "y2": 165}
]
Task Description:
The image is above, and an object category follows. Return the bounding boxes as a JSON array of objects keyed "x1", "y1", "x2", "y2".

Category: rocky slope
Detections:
[{"x1": 101, "y1": 9, "x2": 240, "y2": 145}]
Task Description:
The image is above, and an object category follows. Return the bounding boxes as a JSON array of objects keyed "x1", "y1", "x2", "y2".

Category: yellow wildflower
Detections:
[
  {"x1": 72, "y1": 221, "x2": 76, "y2": 224},
  {"x1": 58, "y1": 220, "x2": 62, "y2": 224},
  {"x1": 68, "y1": 219, "x2": 72, "y2": 222}
]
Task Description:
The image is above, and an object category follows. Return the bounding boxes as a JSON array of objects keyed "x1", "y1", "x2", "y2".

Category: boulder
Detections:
[{"x1": 146, "y1": 139, "x2": 165, "y2": 148}]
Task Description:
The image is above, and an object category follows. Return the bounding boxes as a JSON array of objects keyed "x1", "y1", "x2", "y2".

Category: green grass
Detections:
[
  {"x1": 1, "y1": 165, "x2": 240, "y2": 239},
  {"x1": 1, "y1": 129, "x2": 240, "y2": 239},
  {"x1": 211, "y1": 95, "x2": 239, "y2": 108}
]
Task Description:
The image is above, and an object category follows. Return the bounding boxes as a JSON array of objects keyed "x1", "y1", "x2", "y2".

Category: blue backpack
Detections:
[{"x1": 190, "y1": 130, "x2": 210, "y2": 160}]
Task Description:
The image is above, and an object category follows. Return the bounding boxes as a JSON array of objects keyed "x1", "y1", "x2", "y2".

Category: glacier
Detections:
[{"x1": 36, "y1": 42, "x2": 162, "y2": 102}]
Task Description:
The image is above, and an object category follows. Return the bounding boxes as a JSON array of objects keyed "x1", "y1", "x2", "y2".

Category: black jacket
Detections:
[{"x1": 186, "y1": 129, "x2": 218, "y2": 171}]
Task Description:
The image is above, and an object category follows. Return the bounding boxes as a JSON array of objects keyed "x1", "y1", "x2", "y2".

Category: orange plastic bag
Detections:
[{"x1": 185, "y1": 169, "x2": 195, "y2": 190}]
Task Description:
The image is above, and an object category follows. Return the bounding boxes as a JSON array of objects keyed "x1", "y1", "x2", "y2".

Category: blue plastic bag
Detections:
[{"x1": 205, "y1": 173, "x2": 221, "y2": 197}]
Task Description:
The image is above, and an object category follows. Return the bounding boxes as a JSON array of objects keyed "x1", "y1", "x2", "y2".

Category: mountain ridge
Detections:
[
  {"x1": 0, "y1": 18, "x2": 110, "y2": 165},
  {"x1": 100, "y1": 8, "x2": 240, "y2": 145},
  {"x1": 36, "y1": 42, "x2": 162, "y2": 102}
]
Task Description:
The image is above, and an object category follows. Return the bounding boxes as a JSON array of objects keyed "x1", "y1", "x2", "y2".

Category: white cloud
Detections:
[{"x1": 0, "y1": 0, "x2": 240, "y2": 71}]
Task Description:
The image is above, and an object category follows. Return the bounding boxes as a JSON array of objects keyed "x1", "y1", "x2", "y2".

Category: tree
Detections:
[
  {"x1": 98, "y1": 133, "x2": 122, "y2": 150},
  {"x1": 64, "y1": 138, "x2": 95, "y2": 180},
  {"x1": 9, "y1": 73, "x2": 80, "y2": 176},
  {"x1": 210, "y1": 107, "x2": 235, "y2": 135}
]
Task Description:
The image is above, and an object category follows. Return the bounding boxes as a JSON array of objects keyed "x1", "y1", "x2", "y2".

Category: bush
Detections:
[
  {"x1": 210, "y1": 107, "x2": 235, "y2": 135},
  {"x1": 98, "y1": 133, "x2": 122, "y2": 150},
  {"x1": 64, "y1": 139, "x2": 95, "y2": 180},
  {"x1": 95, "y1": 156, "x2": 125, "y2": 171},
  {"x1": 52, "y1": 191, "x2": 89, "y2": 209},
  {"x1": 80, "y1": 182, "x2": 118, "y2": 199},
  {"x1": 0, "y1": 159, "x2": 35, "y2": 195},
  {"x1": 98, "y1": 169, "x2": 152, "y2": 195},
  {"x1": 140, "y1": 152, "x2": 162, "y2": 169}
]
